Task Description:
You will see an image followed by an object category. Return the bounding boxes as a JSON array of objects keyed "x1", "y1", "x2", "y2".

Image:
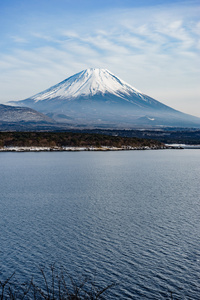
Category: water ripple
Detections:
[{"x1": 1, "y1": 150, "x2": 200, "y2": 299}]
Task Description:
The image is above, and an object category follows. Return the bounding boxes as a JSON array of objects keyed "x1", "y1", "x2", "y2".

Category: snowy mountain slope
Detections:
[
  {"x1": 30, "y1": 68, "x2": 142, "y2": 101},
  {"x1": 9, "y1": 68, "x2": 200, "y2": 128}
]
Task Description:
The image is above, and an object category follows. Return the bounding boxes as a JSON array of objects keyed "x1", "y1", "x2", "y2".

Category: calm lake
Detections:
[{"x1": 1, "y1": 150, "x2": 200, "y2": 299}]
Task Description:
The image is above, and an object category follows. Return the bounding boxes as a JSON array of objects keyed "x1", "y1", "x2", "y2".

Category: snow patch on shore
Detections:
[{"x1": 0, "y1": 145, "x2": 166, "y2": 152}]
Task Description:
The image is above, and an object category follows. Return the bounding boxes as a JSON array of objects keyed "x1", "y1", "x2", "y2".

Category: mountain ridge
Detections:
[
  {"x1": 9, "y1": 68, "x2": 200, "y2": 128},
  {"x1": 0, "y1": 104, "x2": 55, "y2": 123}
]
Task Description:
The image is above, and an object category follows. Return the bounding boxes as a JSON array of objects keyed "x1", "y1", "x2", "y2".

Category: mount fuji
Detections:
[{"x1": 10, "y1": 68, "x2": 200, "y2": 128}]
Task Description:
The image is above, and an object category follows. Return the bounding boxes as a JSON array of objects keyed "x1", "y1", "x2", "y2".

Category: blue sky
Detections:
[{"x1": 0, "y1": 0, "x2": 200, "y2": 116}]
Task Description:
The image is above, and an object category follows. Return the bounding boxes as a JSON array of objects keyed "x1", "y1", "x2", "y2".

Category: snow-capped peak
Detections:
[{"x1": 32, "y1": 68, "x2": 143, "y2": 101}]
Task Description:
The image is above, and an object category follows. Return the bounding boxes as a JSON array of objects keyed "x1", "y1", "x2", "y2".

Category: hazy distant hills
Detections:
[
  {"x1": 9, "y1": 68, "x2": 200, "y2": 129},
  {"x1": 0, "y1": 104, "x2": 55, "y2": 127}
]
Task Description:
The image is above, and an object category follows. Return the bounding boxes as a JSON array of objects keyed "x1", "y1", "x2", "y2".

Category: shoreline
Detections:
[
  {"x1": 166, "y1": 144, "x2": 200, "y2": 149},
  {"x1": 0, "y1": 145, "x2": 180, "y2": 152}
]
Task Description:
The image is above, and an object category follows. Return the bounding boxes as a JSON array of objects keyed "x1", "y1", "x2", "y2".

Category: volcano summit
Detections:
[{"x1": 10, "y1": 68, "x2": 200, "y2": 128}]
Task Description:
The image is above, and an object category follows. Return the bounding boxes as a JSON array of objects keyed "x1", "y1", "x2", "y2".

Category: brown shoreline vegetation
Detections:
[{"x1": 0, "y1": 132, "x2": 166, "y2": 150}]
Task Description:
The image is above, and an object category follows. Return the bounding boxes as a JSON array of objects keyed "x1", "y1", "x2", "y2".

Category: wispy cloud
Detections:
[{"x1": 11, "y1": 36, "x2": 29, "y2": 44}]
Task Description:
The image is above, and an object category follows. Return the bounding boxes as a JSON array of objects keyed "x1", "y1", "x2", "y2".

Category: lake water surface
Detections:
[{"x1": 1, "y1": 150, "x2": 200, "y2": 299}]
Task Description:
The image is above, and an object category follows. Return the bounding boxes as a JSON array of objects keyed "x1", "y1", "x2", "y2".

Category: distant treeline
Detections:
[
  {"x1": 0, "y1": 132, "x2": 164, "y2": 148},
  {"x1": 77, "y1": 129, "x2": 200, "y2": 145}
]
